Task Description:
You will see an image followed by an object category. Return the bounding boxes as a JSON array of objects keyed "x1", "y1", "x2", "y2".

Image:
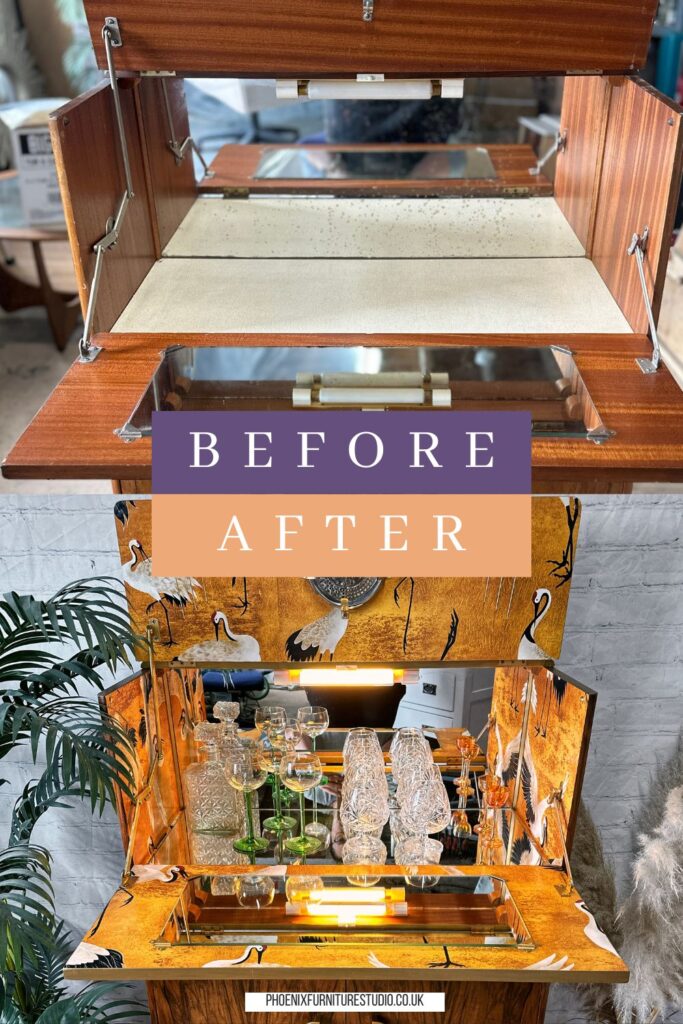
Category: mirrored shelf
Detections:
[
  {"x1": 253, "y1": 146, "x2": 498, "y2": 181},
  {"x1": 116, "y1": 344, "x2": 613, "y2": 443},
  {"x1": 155, "y1": 870, "x2": 534, "y2": 950}
]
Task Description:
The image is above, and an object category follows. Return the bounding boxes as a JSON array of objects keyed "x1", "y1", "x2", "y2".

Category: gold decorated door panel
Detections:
[
  {"x1": 101, "y1": 668, "x2": 205, "y2": 866},
  {"x1": 487, "y1": 666, "x2": 595, "y2": 866},
  {"x1": 114, "y1": 497, "x2": 581, "y2": 665}
]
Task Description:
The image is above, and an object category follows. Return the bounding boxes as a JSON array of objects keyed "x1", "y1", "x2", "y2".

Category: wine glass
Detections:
[
  {"x1": 297, "y1": 706, "x2": 330, "y2": 846},
  {"x1": 228, "y1": 747, "x2": 269, "y2": 859},
  {"x1": 259, "y1": 731, "x2": 297, "y2": 834},
  {"x1": 279, "y1": 752, "x2": 323, "y2": 856},
  {"x1": 235, "y1": 873, "x2": 276, "y2": 909},
  {"x1": 255, "y1": 704, "x2": 287, "y2": 736}
]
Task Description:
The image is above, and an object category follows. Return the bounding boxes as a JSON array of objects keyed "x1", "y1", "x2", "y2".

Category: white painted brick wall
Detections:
[{"x1": 0, "y1": 494, "x2": 681, "y2": 1022}]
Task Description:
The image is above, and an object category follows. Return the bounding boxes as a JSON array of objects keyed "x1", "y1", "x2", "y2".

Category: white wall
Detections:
[{"x1": 0, "y1": 494, "x2": 681, "y2": 1022}]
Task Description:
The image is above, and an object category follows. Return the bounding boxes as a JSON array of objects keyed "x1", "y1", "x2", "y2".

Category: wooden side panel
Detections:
[
  {"x1": 591, "y1": 78, "x2": 683, "y2": 332},
  {"x1": 138, "y1": 78, "x2": 197, "y2": 253},
  {"x1": 83, "y1": 0, "x2": 657, "y2": 77},
  {"x1": 555, "y1": 76, "x2": 610, "y2": 251},
  {"x1": 50, "y1": 80, "x2": 157, "y2": 332},
  {"x1": 113, "y1": 497, "x2": 580, "y2": 664},
  {"x1": 101, "y1": 668, "x2": 202, "y2": 864},
  {"x1": 488, "y1": 667, "x2": 595, "y2": 866},
  {"x1": 149, "y1": 979, "x2": 547, "y2": 1024}
]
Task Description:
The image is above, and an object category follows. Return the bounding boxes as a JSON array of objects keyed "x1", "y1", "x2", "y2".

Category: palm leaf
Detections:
[
  {"x1": 0, "y1": 698, "x2": 136, "y2": 818},
  {"x1": 35, "y1": 984, "x2": 146, "y2": 1024},
  {"x1": 0, "y1": 846, "x2": 54, "y2": 972}
]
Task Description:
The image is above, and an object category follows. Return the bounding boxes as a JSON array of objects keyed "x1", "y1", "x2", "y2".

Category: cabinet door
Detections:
[
  {"x1": 100, "y1": 668, "x2": 205, "y2": 865},
  {"x1": 487, "y1": 666, "x2": 596, "y2": 865},
  {"x1": 83, "y1": 0, "x2": 657, "y2": 77},
  {"x1": 50, "y1": 80, "x2": 157, "y2": 332},
  {"x1": 589, "y1": 78, "x2": 683, "y2": 332}
]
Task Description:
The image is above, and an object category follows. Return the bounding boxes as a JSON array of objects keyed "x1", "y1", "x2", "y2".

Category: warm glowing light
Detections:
[
  {"x1": 297, "y1": 887, "x2": 405, "y2": 904},
  {"x1": 297, "y1": 667, "x2": 399, "y2": 687},
  {"x1": 306, "y1": 903, "x2": 388, "y2": 918}
]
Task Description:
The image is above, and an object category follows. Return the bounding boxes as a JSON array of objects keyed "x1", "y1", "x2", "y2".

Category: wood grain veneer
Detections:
[
  {"x1": 148, "y1": 979, "x2": 547, "y2": 1024},
  {"x1": 138, "y1": 78, "x2": 197, "y2": 253},
  {"x1": 82, "y1": 0, "x2": 657, "y2": 77},
  {"x1": 3, "y1": 333, "x2": 683, "y2": 488},
  {"x1": 555, "y1": 76, "x2": 611, "y2": 251},
  {"x1": 591, "y1": 78, "x2": 683, "y2": 333},
  {"x1": 49, "y1": 80, "x2": 157, "y2": 332},
  {"x1": 198, "y1": 143, "x2": 554, "y2": 198}
]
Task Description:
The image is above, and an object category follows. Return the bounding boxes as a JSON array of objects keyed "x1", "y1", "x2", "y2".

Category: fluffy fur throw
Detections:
[
  {"x1": 613, "y1": 785, "x2": 683, "y2": 1023},
  {"x1": 572, "y1": 800, "x2": 622, "y2": 1023}
]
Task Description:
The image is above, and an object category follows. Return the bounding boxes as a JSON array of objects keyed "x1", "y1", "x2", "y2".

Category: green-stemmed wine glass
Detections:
[
  {"x1": 279, "y1": 752, "x2": 323, "y2": 857},
  {"x1": 297, "y1": 705, "x2": 330, "y2": 847},
  {"x1": 228, "y1": 747, "x2": 269, "y2": 859}
]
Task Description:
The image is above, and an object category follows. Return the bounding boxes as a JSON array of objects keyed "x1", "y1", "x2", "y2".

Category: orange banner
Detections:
[{"x1": 152, "y1": 494, "x2": 531, "y2": 578}]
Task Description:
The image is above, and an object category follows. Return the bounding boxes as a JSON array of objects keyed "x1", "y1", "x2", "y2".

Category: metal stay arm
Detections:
[
  {"x1": 629, "y1": 227, "x2": 662, "y2": 374},
  {"x1": 78, "y1": 18, "x2": 134, "y2": 363}
]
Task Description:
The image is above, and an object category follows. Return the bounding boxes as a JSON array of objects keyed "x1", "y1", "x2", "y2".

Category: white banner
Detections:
[{"x1": 245, "y1": 992, "x2": 445, "y2": 1013}]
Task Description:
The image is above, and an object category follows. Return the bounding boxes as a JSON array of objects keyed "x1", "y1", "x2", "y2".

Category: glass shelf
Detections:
[{"x1": 115, "y1": 344, "x2": 613, "y2": 443}]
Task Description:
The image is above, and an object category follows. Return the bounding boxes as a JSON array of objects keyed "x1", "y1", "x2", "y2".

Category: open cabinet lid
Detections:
[
  {"x1": 114, "y1": 496, "x2": 581, "y2": 665},
  {"x1": 82, "y1": 0, "x2": 657, "y2": 77}
]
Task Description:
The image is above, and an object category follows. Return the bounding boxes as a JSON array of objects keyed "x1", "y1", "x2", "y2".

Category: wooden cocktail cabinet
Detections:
[
  {"x1": 63, "y1": 498, "x2": 630, "y2": 1024},
  {"x1": 1, "y1": 0, "x2": 683, "y2": 489}
]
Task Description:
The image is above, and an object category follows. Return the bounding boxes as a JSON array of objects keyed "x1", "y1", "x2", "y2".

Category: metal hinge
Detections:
[
  {"x1": 529, "y1": 129, "x2": 566, "y2": 177},
  {"x1": 103, "y1": 15, "x2": 122, "y2": 46},
  {"x1": 629, "y1": 227, "x2": 661, "y2": 373},
  {"x1": 362, "y1": 0, "x2": 374, "y2": 20},
  {"x1": 221, "y1": 186, "x2": 250, "y2": 198}
]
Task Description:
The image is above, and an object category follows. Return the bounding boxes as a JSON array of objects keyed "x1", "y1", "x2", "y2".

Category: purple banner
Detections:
[{"x1": 151, "y1": 411, "x2": 531, "y2": 494}]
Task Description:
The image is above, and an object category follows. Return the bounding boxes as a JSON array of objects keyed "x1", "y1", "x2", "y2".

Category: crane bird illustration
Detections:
[
  {"x1": 574, "y1": 901, "x2": 620, "y2": 956},
  {"x1": 517, "y1": 588, "x2": 552, "y2": 660},
  {"x1": 67, "y1": 942, "x2": 124, "y2": 970},
  {"x1": 285, "y1": 604, "x2": 348, "y2": 661},
  {"x1": 231, "y1": 576, "x2": 250, "y2": 614},
  {"x1": 122, "y1": 539, "x2": 202, "y2": 646},
  {"x1": 176, "y1": 610, "x2": 260, "y2": 663},
  {"x1": 202, "y1": 945, "x2": 288, "y2": 968},
  {"x1": 547, "y1": 496, "x2": 580, "y2": 588},
  {"x1": 393, "y1": 577, "x2": 415, "y2": 653},
  {"x1": 534, "y1": 673, "x2": 568, "y2": 737},
  {"x1": 493, "y1": 721, "x2": 566, "y2": 866},
  {"x1": 393, "y1": 579, "x2": 459, "y2": 660}
]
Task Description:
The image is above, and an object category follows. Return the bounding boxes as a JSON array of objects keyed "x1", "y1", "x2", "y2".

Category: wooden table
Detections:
[{"x1": 0, "y1": 171, "x2": 79, "y2": 351}]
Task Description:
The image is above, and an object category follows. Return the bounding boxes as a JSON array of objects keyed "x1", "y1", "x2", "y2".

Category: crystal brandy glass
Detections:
[
  {"x1": 279, "y1": 752, "x2": 323, "y2": 856},
  {"x1": 297, "y1": 705, "x2": 330, "y2": 847},
  {"x1": 228, "y1": 746, "x2": 269, "y2": 858}
]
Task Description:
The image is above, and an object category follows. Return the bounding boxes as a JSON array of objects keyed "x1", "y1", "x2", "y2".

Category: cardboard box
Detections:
[{"x1": 0, "y1": 98, "x2": 68, "y2": 226}]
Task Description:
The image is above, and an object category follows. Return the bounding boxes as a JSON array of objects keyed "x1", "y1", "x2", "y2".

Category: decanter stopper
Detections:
[{"x1": 214, "y1": 701, "x2": 240, "y2": 725}]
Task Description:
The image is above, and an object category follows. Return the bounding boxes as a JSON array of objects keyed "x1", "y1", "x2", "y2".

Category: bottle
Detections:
[{"x1": 184, "y1": 722, "x2": 247, "y2": 893}]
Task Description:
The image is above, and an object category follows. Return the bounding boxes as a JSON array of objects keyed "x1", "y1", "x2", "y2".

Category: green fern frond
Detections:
[{"x1": 0, "y1": 846, "x2": 54, "y2": 971}]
